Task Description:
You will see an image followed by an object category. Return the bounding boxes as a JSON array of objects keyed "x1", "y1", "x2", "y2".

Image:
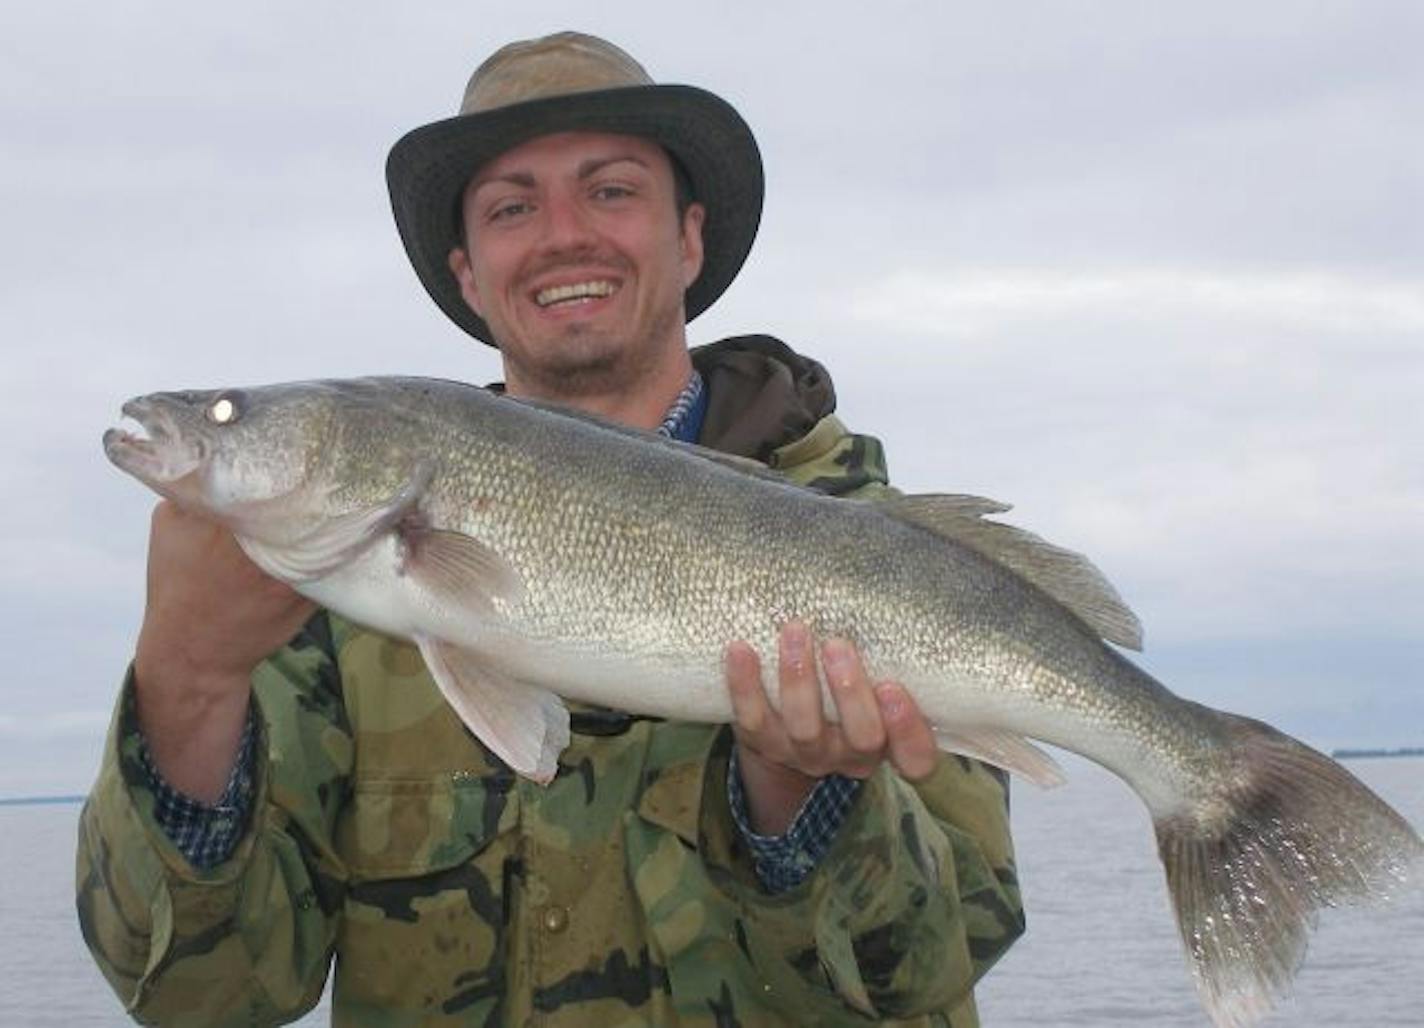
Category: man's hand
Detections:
[
  {"x1": 726, "y1": 621, "x2": 938, "y2": 836},
  {"x1": 133, "y1": 501, "x2": 316, "y2": 802}
]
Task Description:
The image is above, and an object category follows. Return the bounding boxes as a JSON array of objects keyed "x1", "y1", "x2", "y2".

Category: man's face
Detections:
[{"x1": 448, "y1": 131, "x2": 705, "y2": 397}]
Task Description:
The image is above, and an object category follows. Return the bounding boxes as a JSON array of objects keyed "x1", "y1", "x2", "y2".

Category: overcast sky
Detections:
[{"x1": 2, "y1": 1, "x2": 1420, "y2": 796}]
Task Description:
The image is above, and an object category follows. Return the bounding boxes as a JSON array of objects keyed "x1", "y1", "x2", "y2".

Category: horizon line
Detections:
[{"x1": 0, "y1": 794, "x2": 86, "y2": 807}]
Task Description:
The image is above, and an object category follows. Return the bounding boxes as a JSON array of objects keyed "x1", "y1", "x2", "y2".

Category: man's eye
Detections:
[
  {"x1": 592, "y1": 184, "x2": 634, "y2": 201},
  {"x1": 489, "y1": 201, "x2": 531, "y2": 222}
]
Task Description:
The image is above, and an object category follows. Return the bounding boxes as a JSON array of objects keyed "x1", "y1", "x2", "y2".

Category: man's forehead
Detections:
[{"x1": 468, "y1": 130, "x2": 670, "y2": 191}]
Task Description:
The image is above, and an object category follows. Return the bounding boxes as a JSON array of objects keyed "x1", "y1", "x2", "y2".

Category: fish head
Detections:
[{"x1": 103, "y1": 382, "x2": 348, "y2": 529}]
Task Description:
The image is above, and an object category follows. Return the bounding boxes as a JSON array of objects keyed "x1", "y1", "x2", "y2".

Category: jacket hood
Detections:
[{"x1": 691, "y1": 335, "x2": 835, "y2": 462}]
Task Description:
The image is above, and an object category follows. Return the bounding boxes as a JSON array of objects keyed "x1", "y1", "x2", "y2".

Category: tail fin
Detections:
[{"x1": 1153, "y1": 712, "x2": 1423, "y2": 1028}]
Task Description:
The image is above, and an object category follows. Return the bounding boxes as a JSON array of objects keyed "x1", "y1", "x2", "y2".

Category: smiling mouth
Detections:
[{"x1": 533, "y1": 280, "x2": 619, "y2": 308}]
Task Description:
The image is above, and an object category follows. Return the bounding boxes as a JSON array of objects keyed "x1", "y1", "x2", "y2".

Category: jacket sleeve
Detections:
[
  {"x1": 75, "y1": 614, "x2": 351, "y2": 1026},
  {"x1": 697, "y1": 742, "x2": 1021, "y2": 1025}
]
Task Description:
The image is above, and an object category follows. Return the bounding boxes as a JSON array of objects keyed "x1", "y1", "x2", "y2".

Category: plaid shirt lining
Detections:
[
  {"x1": 138, "y1": 709, "x2": 256, "y2": 870},
  {"x1": 726, "y1": 747, "x2": 863, "y2": 893}
]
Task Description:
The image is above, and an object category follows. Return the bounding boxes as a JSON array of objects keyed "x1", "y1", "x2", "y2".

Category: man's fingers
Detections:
[
  {"x1": 876, "y1": 681, "x2": 940, "y2": 781},
  {"x1": 726, "y1": 640, "x2": 771, "y2": 738},
  {"x1": 728, "y1": 629, "x2": 937, "y2": 784},
  {"x1": 777, "y1": 622, "x2": 825, "y2": 749},
  {"x1": 822, "y1": 638, "x2": 887, "y2": 758}
]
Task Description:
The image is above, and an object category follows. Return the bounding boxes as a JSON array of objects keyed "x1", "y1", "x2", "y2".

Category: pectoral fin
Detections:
[
  {"x1": 933, "y1": 725, "x2": 1067, "y2": 788},
  {"x1": 415, "y1": 634, "x2": 569, "y2": 784},
  {"x1": 398, "y1": 524, "x2": 526, "y2": 617}
]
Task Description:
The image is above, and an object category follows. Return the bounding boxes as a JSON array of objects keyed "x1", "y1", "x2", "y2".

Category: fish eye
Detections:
[{"x1": 206, "y1": 392, "x2": 243, "y2": 425}]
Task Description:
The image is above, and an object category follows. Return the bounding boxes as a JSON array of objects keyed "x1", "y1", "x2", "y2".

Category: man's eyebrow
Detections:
[
  {"x1": 470, "y1": 170, "x2": 536, "y2": 195},
  {"x1": 576, "y1": 154, "x2": 650, "y2": 179},
  {"x1": 469, "y1": 155, "x2": 649, "y2": 197}
]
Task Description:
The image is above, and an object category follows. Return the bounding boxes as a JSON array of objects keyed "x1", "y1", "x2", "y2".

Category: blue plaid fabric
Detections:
[
  {"x1": 144, "y1": 369, "x2": 859, "y2": 880},
  {"x1": 726, "y1": 747, "x2": 863, "y2": 893},
  {"x1": 658, "y1": 368, "x2": 706, "y2": 440},
  {"x1": 657, "y1": 369, "x2": 706, "y2": 442},
  {"x1": 138, "y1": 708, "x2": 257, "y2": 870}
]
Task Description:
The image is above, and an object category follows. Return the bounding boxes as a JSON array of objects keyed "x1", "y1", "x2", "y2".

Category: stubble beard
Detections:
[{"x1": 501, "y1": 301, "x2": 684, "y2": 404}]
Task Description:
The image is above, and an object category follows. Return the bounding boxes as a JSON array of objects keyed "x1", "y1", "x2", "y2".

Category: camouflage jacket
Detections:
[{"x1": 78, "y1": 336, "x2": 1024, "y2": 1026}]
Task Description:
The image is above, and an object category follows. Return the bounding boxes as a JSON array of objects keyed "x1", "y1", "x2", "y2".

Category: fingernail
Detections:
[
  {"x1": 725, "y1": 641, "x2": 756, "y2": 675},
  {"x1": 821, "y1": 638, "x2": 849, "y2": 668},
  {"x1": 781, "y1": 622, "x2": 810, "y2": 669},
  {"x1": 823, "y1": 640, "x2": 859, "y2": 691},
  {"x1": 875, "y1": 683, "x2": 905, "y2": 720}
]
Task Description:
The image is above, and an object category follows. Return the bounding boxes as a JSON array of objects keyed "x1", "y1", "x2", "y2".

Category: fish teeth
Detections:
[
  {"x1": 119, "y1": 418, "x2": 151, "y2": 443},
  {"x1": 535, "y1": 280, "x2": 616, "y2": 307},
  {"x1": 117, "y1": 404, "x2": 160, "y2": 443}
]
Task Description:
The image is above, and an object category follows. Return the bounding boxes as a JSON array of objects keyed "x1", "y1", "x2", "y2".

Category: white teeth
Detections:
[
  {"x1": 535, "y1": 280, "x2": 616, "y2": 307},
  {"x1": 119, "y1": 414, "x2": 154, "y2": 442}
]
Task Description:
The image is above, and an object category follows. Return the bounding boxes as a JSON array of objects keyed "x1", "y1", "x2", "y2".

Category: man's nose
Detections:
[{"x1": 537, "y1": 191, "x2": 597, "y2": 251}]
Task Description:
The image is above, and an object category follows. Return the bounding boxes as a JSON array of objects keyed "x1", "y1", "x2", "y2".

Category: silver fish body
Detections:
[{"x1": 105, "y1": 376, "x2": 1421, "y2": 1028}]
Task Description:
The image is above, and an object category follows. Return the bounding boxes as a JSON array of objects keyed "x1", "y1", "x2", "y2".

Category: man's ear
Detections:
[
  {"x1": 448, "y1": 246, "x2": 485, "y2": 317},
  {"x1": 680, "y1": 202, "x2": 706, "y2": 289}
]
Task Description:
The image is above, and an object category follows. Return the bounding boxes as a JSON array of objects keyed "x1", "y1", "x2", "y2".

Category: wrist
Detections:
[
  {"x1": 735, "y1": 744, "x2": 820, "y2": 835},
  {"x1": 131, "y1": 655, "x2": 254, "y2": 805},
  {"x1": 134, "y1": 625, "x2": 256, "y2": 703}
]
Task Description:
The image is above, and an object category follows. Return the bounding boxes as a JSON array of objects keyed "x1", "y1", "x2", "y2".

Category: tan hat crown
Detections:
[{"x1": 460, "y1": 32, "x2": 654, "y2": 115}]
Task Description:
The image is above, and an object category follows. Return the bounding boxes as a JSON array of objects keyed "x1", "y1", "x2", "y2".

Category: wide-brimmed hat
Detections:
[{"x1": 386, "y1": 31, "x2": 764, "y2": 346}]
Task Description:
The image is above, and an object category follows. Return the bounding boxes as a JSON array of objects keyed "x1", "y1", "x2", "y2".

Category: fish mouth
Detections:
[{"x1": 103, "y1": 396, "x2": 207, "y2": 487}]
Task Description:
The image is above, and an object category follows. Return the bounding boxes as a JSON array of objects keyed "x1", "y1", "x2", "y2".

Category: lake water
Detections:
[{"x1": 3, "y1": 756, "x2": 1419, "y2": 1025}]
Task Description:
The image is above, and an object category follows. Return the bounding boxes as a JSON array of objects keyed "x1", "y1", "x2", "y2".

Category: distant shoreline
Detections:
[
  {"x1": 0, "y1": 795, "x2": 85, "y2": 807},
  {"x1": 1, "y1": 751, "x2": 1419, "y2": 801},
  {"x1": 1333, "y1": 747, "x2": 1424, "y2": 760}
]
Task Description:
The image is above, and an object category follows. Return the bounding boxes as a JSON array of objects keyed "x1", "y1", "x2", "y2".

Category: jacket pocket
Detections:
[
  {"x1": 339, "y1": 773, "x2": 512, "y2": 881},
  {"x1": 334, "y1": 773, "x2": 517, "y2": 1018}
]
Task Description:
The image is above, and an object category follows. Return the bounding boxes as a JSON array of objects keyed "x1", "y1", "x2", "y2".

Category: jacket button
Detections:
[{"x1": 541, "y1": 905, "x2": 569, "y2": 934}]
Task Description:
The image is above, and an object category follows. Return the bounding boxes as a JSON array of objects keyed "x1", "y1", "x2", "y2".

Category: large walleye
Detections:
[{"x1": 105, "y1": 376, "x2": 1419, "y2": 1027}]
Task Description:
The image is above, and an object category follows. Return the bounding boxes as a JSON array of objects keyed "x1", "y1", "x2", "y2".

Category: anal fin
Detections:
[{"x1": 933, "y1": 725, "x2": 1067, "y2": 788}]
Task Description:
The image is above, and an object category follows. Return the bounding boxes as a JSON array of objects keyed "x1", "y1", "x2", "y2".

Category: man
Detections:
[{"x1": 78, "y1": 32, "x2": 1022, "y2": 1026}]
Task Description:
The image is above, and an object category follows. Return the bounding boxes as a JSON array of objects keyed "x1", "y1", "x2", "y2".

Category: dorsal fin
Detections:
[{"x1": 883, "y1": 493, "x2": 1144, "y2": 650}]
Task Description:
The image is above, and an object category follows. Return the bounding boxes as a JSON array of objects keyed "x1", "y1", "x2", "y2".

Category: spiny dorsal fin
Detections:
[{"x1": 884, "y1": 493, "x2": 1144, "y2": 650}]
